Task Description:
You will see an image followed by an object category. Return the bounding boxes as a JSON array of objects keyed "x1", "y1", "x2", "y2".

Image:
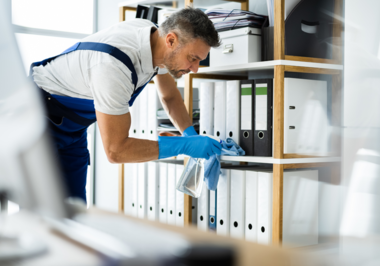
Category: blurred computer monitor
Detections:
[{"x1": 0, "y1": 1, "x2": 68, "y2": 220}]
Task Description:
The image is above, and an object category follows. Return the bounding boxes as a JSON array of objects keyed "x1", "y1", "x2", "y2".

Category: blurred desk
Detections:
[
  {"x1": 2, "y1": 211, "x2": 102, "y2": 266},
  {"x1": 2, "y1": 208, "x2": 324, "y2": 266}
]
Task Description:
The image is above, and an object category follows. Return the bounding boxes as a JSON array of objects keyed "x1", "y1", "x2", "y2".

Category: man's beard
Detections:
[{"x1": 163, "y1": 47, "x2": 190, "y2": 79}]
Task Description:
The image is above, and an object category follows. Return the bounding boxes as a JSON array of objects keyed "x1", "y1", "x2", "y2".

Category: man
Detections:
[{"x1": 31, "y1": 7, "x2": 222, "y2": 202}]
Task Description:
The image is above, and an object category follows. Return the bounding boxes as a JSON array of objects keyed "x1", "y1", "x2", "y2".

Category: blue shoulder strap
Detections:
[{"x1": 29, "y1": 42, "x2": 138, "y2": 90}]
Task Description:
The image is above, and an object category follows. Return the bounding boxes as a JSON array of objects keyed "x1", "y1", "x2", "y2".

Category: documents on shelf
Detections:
[
  {"x1": 214, "y1": 81, "x2": 227, "y2": 140},
  {"x1": 175, "y1": 164, "x2": 185, "y2": 227},
  {"x1": 159, "y1": 162, "x2": 168, "y2": 223},
  {"x1": 197, "y1": 180, "x2": 209, "y2": 232},
  {"x1": 230, "y1": 169, "x2": 246, "y2": 239},
  {"x1": 167, "y1": 163, "x2": 177, "y2": 225},
  {"x1": 200, "y1": 82, "x2": 215, "y2": 136},
  {"x1": 226, "y1": 80, "x2": 241, "y2": 145},
  {"x1": 209, "y1": 189, "x2": 217, "y2": 231},
  {"x1": 205, "y1": 9, "x2": 267, "y2": 32},
  {"x1": 253, "y1": 79, "x2": 273, "y2": 157},
  {"x1": 147, "y1": 84, "x2": 161, "y2": 141},
  {"x1": 284, "y1": 78, "x2": 329, "y2": 155},
  {"x1": 245, "y1": 170, "x2": 259, "y2": 242},
  {"x1": 137, "y1": 163, "x2": 148, "y2": 219},
  {"x1": 216, "y1": 168, "x2": 231, "y2": 236},
  {"x1": 147, "y1": 162, "x2": 159, "y2": 221},
  {"x1": 239, "y1": 80, "x2": 255, "y2": 156}
]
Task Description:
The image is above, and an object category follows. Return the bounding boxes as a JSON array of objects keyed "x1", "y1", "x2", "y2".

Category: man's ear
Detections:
[{"x1": 166, "y1": 32, "x2": 178, "y2": 49}]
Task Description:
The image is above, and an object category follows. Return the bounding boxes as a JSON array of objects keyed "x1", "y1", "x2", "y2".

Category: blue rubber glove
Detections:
[
  {"x1": 203, "y1": 138, "x2": 246, "y2": 191},
  {"x1": 158, "y1": 135, "x2": 221, "y2": 160},
  {"x1": 182, "y1": 125, "x2": 198, "y2": 137}
]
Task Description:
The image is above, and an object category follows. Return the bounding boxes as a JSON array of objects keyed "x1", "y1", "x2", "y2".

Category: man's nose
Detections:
[{"x1": 189, "y1": 62, "x2": 199, "y2": 73}]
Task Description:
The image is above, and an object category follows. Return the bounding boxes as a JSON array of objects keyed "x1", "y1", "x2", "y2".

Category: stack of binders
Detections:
[
  {"x1": 200, "y1": 79, "x2": 274, "y2": 157},
  {"x1": 239, "y1": 79, "x2": 273, "y2": 157},
  {"x1": 129, "y1": 83, "x2": 161, "y2": 141},
  {"x1": 125, "y1": 161, "x2": 190, "y2": 228},
  {"x1": 211, "y1": 167, "x2": 319, "y2": 247}
]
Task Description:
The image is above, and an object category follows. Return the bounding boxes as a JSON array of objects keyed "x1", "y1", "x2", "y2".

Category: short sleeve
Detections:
[{"x1": 88, "y1": 62, "x2": 134, "y2": 115}]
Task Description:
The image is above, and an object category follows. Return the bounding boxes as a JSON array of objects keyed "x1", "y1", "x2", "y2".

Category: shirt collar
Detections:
[{"x1": 140, "y1": 25, "x2": 157, "y2": 74}]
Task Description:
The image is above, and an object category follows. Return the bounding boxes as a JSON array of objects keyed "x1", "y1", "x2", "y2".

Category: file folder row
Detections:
[
  {"x1": 197, "y1": 167, "x2": 319, "y2": 248},
  {"x1": 124, "y1": 162, "x2": 196, "y2": 227},
  {"x1": 129, "y1": 83, "x2": 162, "y2": 141},
  {"x1": 200, "y1": 79, "x2": 273, "y2": 157},
  {"x1": 200, "y1": 78, "x2": 329, "y2": 157}
]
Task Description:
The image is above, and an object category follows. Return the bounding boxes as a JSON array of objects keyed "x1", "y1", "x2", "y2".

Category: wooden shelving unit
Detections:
[
  {"x1": 182, "y1": 0, "x2": 343, "y2": 246},
  {"x1": 117, "y1": 0, "x2": 343, "y2": 247}
]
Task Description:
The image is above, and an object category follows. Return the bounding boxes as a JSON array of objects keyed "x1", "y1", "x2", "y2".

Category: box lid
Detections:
[{"x1": 218, "y1": 27, "x2": 261, "y2": 39}]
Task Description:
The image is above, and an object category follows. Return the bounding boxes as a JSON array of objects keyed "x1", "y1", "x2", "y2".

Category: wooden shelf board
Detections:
[
  {"x1": 220, "y1": 155, "x2": 341, "y2": 164},
  {"x1": 157, "y1": 127, "x2": 179, "y2": 132},
  {"x1": 119, "y1": 0, "x2": 173, "y2": 7},
  {"x1": 196, "y1": 60, "x2": 343, "y2": 76},
  {"x1": 119, "y1": 0, "x2": 239, "y2": 8}
]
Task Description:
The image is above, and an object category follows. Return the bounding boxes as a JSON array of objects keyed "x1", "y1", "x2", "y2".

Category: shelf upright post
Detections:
[
  {"x1": 272, "y1": 0, "x2": 285, "y2": 246},
  {"x1": 118, "y1": 6, "x2": 127, "y2": 213},
  {"x1": 184, "y1": 0, "x2": 193, "y2": 8},
  {"x1": 241, "y1": 0, "x2": 249, "y2": 11},
  {"x1": 119, "y1": 6, "x2": 137, "y2": 22},
  {"x1": 118, "y1": 164, "x2": 125, "y2": 213},
  {"x1": 272, "y1": 164, "x2": 284, "y2": 245},
  {"x1": 183, "y1": 73, "x2": 194, "y2": 226},
  {"x1": 274, "y1": 0, "x2": 285, "y2": 60},
  {"x1": 273, "y1": 65, "x2": 285, "y2": 160},
  {"x1": 118, "y1": 5, "x2": 137, "y2": 213}
]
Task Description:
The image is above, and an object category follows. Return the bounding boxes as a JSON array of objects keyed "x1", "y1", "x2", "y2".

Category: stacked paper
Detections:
[{"x1": 205, "y1": 9, "x2": 267, "y2": 32}]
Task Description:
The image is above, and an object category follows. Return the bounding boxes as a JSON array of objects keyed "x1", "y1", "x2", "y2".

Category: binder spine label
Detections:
[
  {"x1": 241, "y1": 85, "x2": 252, "y2": 130},
  {"x1": 255, "y1": 84, "x2": 268, "y2": 131}
]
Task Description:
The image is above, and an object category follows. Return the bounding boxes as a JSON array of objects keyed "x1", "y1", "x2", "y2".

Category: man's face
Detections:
[{"x1": 163, "y1": 38, "x2": 210, "y2": 79}]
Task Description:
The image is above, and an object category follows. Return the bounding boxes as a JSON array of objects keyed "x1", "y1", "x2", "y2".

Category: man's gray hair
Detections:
[{"x1": 159, "y1": 7, "x2": 221, "y2": 48}]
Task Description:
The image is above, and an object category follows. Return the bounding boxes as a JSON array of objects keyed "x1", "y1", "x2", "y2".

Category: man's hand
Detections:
[
  {"x1": 96, "y1": 110, "x2": 158, "y2": 163},
  {"x1": 158, "y1": 135, "x2": 222, "y2": 160}
]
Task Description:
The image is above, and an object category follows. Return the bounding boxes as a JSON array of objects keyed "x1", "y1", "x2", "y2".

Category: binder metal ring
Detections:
[
  {"x1": 210, "y1": 217, "x2": 215, "y2": 224},
  {"x1": 258, "y1": 131, "x2": 264, "y2": 139},
  {"x1": 243, "y1": 131, "x2": 249, "y2": 138},
  {"x1": 229, "y1": 131, "x2": 233, "y2": 137}
]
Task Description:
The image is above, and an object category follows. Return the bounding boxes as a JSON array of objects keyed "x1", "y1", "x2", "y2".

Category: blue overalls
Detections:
[{"x1": 30, "y1": 42, "x2": 156, "y2": 202}]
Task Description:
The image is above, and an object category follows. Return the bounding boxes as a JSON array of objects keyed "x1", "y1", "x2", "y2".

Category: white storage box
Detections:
[{"x1": 210, "y1": 27, "x2": 261, "y2": 67}]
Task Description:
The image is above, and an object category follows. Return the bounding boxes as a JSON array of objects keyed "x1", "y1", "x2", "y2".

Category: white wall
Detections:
[
  {"x1": 97, "y1": 0, "x2": 122, "y2": 31},
  {"x1": 93, "y1": 0, "x2": 124, "y2": 211}
]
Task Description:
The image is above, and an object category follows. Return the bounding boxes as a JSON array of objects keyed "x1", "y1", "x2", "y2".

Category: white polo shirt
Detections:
[{"x1": 32, "y1": 19, "x2": 167, "y2": 115}]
